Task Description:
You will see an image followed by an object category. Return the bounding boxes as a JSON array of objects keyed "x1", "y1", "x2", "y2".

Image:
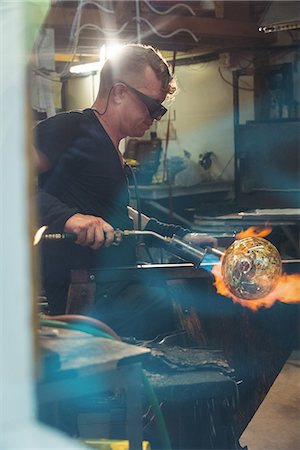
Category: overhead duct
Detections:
[{"x1": 258, "y1": 1, "x2": 300, "y2": 33}]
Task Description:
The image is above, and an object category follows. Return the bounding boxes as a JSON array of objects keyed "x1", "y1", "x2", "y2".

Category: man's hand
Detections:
[
  {"x1": 64, "y1": 213, "x2": 115, "y2": 249},
  {"x1": 183, "y1": 232, "x2": 218, "y2": 249}
]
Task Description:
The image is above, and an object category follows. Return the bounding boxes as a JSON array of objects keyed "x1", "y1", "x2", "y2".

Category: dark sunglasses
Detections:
[{"x1": 119, "y1": 82, "x2": 167, "y2": 120}]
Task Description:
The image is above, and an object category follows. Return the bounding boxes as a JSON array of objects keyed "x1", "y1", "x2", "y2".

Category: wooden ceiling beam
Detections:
[
  {"x1": 53, "y1": 29, "x2": 270, "y2": 56},
  {"x1": 222, "y1": 1, "x2": 250, "y2": 21},
  {"x1": 42, "y1": 2, "x2": 275, "y2": 58},
  {"x1": 54, "y1": 27, "x2": 268, "y2": 45},
  {"x1": 44, "y1": 5, "x2": 269, "y2": 40},
  {"x1": 138, "y1": 15, "x2": 266, "y2": 40}
]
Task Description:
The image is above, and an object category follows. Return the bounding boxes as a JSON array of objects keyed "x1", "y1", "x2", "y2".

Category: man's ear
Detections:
[{"x1": 112, "y1": 83, "x2": 126, "y2": 105}]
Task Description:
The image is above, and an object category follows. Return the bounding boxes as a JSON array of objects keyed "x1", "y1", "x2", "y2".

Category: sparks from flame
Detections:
[{"x1": 212, "y1": 226, "x2": 300, "y2": 310}]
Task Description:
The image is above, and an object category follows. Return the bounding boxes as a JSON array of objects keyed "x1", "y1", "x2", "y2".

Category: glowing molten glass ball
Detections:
[{"x1": 221, "y1": 237, "x2": 282, "y2": 300}]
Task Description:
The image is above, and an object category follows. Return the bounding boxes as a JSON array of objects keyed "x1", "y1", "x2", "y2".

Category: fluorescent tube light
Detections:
[{"x1": 69, "y1": 61, "x2": 102, "y2": 74}]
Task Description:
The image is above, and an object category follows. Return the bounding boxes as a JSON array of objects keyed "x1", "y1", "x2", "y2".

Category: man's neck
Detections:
[
  {"x1": 99, "y1": 113, "x2": 125, "y2": 165},
  {"x1": 92, "y1": 103, "x2": 122, "y2": 150}
]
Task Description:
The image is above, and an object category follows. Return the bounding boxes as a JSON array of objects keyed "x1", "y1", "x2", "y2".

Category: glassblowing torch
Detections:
[
  {"x1": 114, "y1": 229, "x2": 208, "y2": 267},
  {"x1": 35, "y1": 226, "x2": 213, "y2": 268},
  {"x1": 34, "y1": 226, "x2": 292, "y2": 300}
]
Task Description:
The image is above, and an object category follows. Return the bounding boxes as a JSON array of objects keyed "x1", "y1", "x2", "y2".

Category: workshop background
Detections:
[
  {"x1": 31, "y1": 0, "x2": 300, "y2": 224},
  {"x1": 1, "y1": 2, "x2": 299, "y2": 450}
]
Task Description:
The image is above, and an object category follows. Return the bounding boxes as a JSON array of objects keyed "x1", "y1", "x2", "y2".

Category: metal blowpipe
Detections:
[
  {"x1": 114, "y1": 229, "x2": 208, "y2": 267},
  {"x1": 34, "y1": 227, "x2": 216, "y2": 267}
]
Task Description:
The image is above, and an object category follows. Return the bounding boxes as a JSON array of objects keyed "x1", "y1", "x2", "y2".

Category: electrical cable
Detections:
[
  {"x1": 71, "y1": 13, "x2": 199, "y2": 46},
  {"x1": 81, "y1": 0, "x2": 115, "y2": 14},
  {"x1": 125, "y1": 163, "x2": 142, "y2": 231},
  {"x1": 135, "y1": 0, "x2": 141, "y2": 44},
  {"x1": 91, "y1": 85, "x2": 114, "y2": 116},
  {"x1": 44, "y1": 314, "x2": 121, "y2": 340},
  {"x1": 31, "y1": 67, "x2": 62, "y2": 82},
  {"x1": 218, "y1": 66, "x2": 254, "y2": 91},
  {"x1": 237, "y1": 61, "x2": 253, "y2": 71},
  {"x1": 58, "y1": 19, "x2": 131, "y2": 77},
  {"x1": 51, "y1": 2, "x2": 116, "y2": 77},
  {"x1": 235, "y1": 51, "x2": 258, "y2": 71},
  {"x1": 77, "y1": 21, "x2": 131, "y2": 38},
  {"x1": 40, "y1": 319, "x2": 115, "y2": 340},
  {"x1": 70, "y1": 0, "x2": 84, "y2": 43},
  {"x1": 69, "y1": 0, "x2": 115, "y2": 46},
  {"x1": 144, "y1": 0, "x2": 196, "y2": 16},
  {"x1": 36, "y1": 0, "x2": 299, "y2": 80},
  {"x1": 142, "y1": 372, "x2": 172, "y2": 450},
  {"x1": 58, "y1": 0, "x2": 84, "y2": 77},
  {"x1": 58, "y1": 8, "x2": 200, "y2": 77},
  {"x1": 134, "y1": 16, "x2": 199, "y2": 42},
  {"x1": 216, "y1": 154, "x2": 234, "y2": 180},
  {"x1": 41, "y1": 317, "x2": 173, "y2": 448},
  {"x1": 162, "y1": 50, "x2": 177, "y2": 221}
]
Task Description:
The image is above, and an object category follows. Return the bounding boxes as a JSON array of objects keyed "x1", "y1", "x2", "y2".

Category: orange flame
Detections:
[
  {"x1": 212, "y1": 260, "x2": 300, "y2": 311},
  {"x1": 236, "y1": 226, "x2": 272, "y2": 239},
  {"x1": 213, "y1": 226, "x2": 300, "y2": 311}
]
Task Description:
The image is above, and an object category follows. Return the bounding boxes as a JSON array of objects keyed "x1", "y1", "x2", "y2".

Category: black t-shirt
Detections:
[
  {"x1": 35, "y1": 109, "x2": 136, "y2": 289},
  {"x1": 34, "y1": 110, "x2": 178, "y2": 332},
  {"x1": 36, "y1": 109, "x2": 133, "y2": 232}
]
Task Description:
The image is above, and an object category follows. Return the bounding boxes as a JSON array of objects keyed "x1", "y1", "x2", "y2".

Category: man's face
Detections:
[{"x1": 120, "y1": 66, "x2": 167, "y2": 138}]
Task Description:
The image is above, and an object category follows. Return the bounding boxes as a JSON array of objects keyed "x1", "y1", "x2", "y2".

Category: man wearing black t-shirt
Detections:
[{"x1": 35, "y1": 44, "x2": 217, "y2": 338}]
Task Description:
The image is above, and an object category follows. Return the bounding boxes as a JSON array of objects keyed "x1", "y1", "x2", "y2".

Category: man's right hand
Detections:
[{"x1": 64, "y1": 213, "x2": 115, "y2": 249}]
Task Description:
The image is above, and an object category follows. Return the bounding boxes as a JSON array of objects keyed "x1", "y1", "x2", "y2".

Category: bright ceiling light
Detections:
[
  {"x1": 70, "y1": 42, "x2": 124, "y2": 74},
  {"x1": 103, "y1": 42, "x2": 123, "y2": 59}
]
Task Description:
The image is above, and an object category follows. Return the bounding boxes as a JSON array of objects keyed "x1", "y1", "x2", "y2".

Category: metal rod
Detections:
[
  {"x1": 206, "y1": 247, "x2": 225, "y2": 257},
  {"x1": 36, "y1": 229, "x2": 300, "y2": 267},
  {"x1": 40, "y1": 229, "x2": 225, "y2": 258}
]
